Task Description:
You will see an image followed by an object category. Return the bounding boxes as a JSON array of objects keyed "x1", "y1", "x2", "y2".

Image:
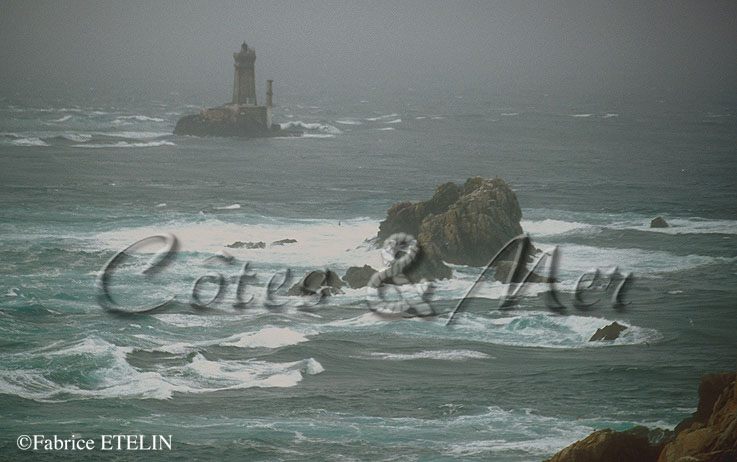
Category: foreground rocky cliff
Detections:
[{"x1": 545, "y1": 372, "x2": 737, "y2": 462}]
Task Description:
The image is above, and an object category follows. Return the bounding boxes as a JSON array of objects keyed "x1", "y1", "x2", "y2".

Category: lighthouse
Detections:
[
  {"x1": 173, "y1": 41, "x2": 296, "y2": 137},
  {"x1": 233, "y1": 42, "x2": 257, "y2": 105}
]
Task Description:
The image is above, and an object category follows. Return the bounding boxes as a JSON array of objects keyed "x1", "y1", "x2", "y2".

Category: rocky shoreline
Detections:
[{"x1": 544, "y1": 372, "x2": 737, "y2": 462}]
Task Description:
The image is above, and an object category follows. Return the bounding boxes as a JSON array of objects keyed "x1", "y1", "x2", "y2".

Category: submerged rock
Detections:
[
  {"x1": 589, "y1": 322, "x2": 628, "y2": 341},
  {"x1": 650, "y1": 216, "x2": 669, "y2": 228},
  {"x1": 227, "y1": 241, "x2": 265, "y2": 249},
  {"x1": 287, "y1": 269, "x2": 344, "y2": 297}
]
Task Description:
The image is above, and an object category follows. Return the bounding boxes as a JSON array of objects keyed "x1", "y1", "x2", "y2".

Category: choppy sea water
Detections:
[{"x1": 1, "y1": 88, "x2": 736, "y2": 460}]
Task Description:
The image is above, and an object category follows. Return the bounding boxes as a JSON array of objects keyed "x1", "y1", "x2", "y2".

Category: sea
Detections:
[{"x1": 1, "y1": 84, "x2": 736, "y2": 461}]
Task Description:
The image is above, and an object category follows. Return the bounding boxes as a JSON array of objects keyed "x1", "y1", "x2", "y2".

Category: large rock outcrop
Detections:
[{"x1": 375, "y1": 178, "x2": 530, "y2": 281}]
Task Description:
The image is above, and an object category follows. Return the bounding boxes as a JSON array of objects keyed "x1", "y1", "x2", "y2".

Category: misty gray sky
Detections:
[{"x1": 1, "y1": 1, "x2": 735, "y2": 100}]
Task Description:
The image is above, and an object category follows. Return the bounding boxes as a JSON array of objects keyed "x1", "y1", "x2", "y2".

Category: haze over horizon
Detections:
[{"x1": 1, "y1": 0, "x2": 736, "y2": 103}]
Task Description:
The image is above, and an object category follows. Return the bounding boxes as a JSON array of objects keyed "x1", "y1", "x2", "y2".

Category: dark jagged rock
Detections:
[
  {"x1": 343, "y1": 265, "x2": 377, "y2": 289},
  {"x1": 271, "y1": 238, "x2": 297, "y2": 247},
  {"x1": 674, "y1": 372, "x2": 737, "y2": 435},
  {"x1": 589, "y1": 322, "x2": 628, "y2": 341},
  {"x1": 650, "y1": 216, "x2": 669, "y2": 228},
  {"x1": 287, "y1": 270, "x2": 344, "y2": 297},
  {"x1": 402, "y1": 246, "x2": 453, "y2": 283},
  {"x1": 492, "y1": 260, "x2": 557, "y2": 284},
  {"x1": 227, "y1": 241, "x2": 265, "y2": 249},
  {"x1": 659, "y1": 373, "x2": 737, "y2": 462},
  {"x1": 376, "y1": 178, "x2": 531, "y2": 283}
]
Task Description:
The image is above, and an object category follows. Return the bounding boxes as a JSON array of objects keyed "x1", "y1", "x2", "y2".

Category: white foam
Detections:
[
  {"x1": 102, "y1": 131, "x2": 170, "y2": 139},
  {"x1": 0, "y1": 335, "x2": 324, "y2": 401},
  {"x1": 90, "y1": 216, "x2": 385, "y2": 269},
  {"x1": 51, "y1": 115, "x2": 73, "y2": 122},
  {"x1": 324, "y1": 311, "x2": 660, "y2": 350},
  {"x1": 73, "y1": 140, "x2": 175, "y2": 148},
  {"x1": 156, "y1": 203, "x2": 167, "y2": 208},
  {"x1": 501, "y1": 112, "x2": 519, "y2": 117},
  {"x1": 222, "y1": 327, "x2": 312, "y2": 349},
  {"x1": 185, "y1": 354, "x2": 324, "y2": 390},
  {"x1": 215, "y1": 204, "x2": 241, "y2": 210},
  {"x1": 7, "y1": 136, "x2": 49, "y2": 147},
  {"x1": 554, "y1": 243, "x2": 724, "y2": 276},
  {"x1": 602, "y1": 113, "x2": 619, "y2": 118},
  {"x1": 115, "y1": 115, "x2": 165, "y2": 122},
  {"x1": 448, "y1": 312, "x2": 661, "y2": 349},
  {"x1": 377, "y1": 127, "x2": 395, "y2": 131},
  {"x1": 280, "y1": 121, "x2": 342, "y2": 135},
  {"x1": 521, "y1": 219, "x2": 595, "y2": 237},
  {"x1": 365, "y1": 113, "x2": 399, "y2": 121},
  {"x1": 571, "y1": 113, "x2": 593, "y2": 118},
  {"x1": 368, "y1": 349, "x2": 490, "y2": 361},
  {"x1": 384, "y1": 118, "x2": 402, "y2": 124},
  {"x1": 61, "y1": 133, "x2": 92, "y2": 142},
  {"x1": 335, "y1": 119, "x2": 362, "y2": 125}
]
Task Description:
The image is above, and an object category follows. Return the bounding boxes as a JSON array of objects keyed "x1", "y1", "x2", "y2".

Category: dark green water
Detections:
[{"x1": 1, "y1": 87, "x2": 735, "y2": 460}]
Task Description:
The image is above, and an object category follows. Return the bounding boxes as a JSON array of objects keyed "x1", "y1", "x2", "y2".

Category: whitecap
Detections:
[
  {"x1": 102, "y1": 131, "x2": 170, "y2": 139},
  {"x1": 280, "y1": 121, "x2": 341, "y2": 135},
  {"x1": 384, "y1": 118, "x2": 402, "y2": 124},
  {"x1": 5, "y1": 288, "x2": 19, "y2": 297},
  {"x1": 335, "y1": 119, "x2": 362, "y2": 125},
  {"x1": 365, "y1": 113, "x2": 399, "y2": 121},
  {"x1": 368, "y1": 349, "x2": 491, "y2": 361},
  {"x1": 377, "y1": 127, "x2": 395, "y2": 131},
  {"x1": 116, "y1": 115, "x2": 165, "y2": 122},
  {"x1": 73, "y1": 140, "x2": 175, "y2": 148},
  {"x1": 222, "y1": 327, "x2": 312, "y2": 349},
  {"x1": 215, "y1": 204, "x2": 241, "y2": 210},
  {"x1": 60, "y1": 133, "x2": 92, "y2": 142},
  {"x1": 571, "y1": 113, "x2": 593, "y2": 118},
  {"x1": 7, "y1": 136, "x2": 49, "y2": 147},
  {"x1": 521, "y1": 218, "x2": 595, "y2": 237}
]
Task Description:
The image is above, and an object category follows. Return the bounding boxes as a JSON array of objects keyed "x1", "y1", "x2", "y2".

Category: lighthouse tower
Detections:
[{"x1": 233, "y1": 42, "x2": 257, "y2": 105}]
